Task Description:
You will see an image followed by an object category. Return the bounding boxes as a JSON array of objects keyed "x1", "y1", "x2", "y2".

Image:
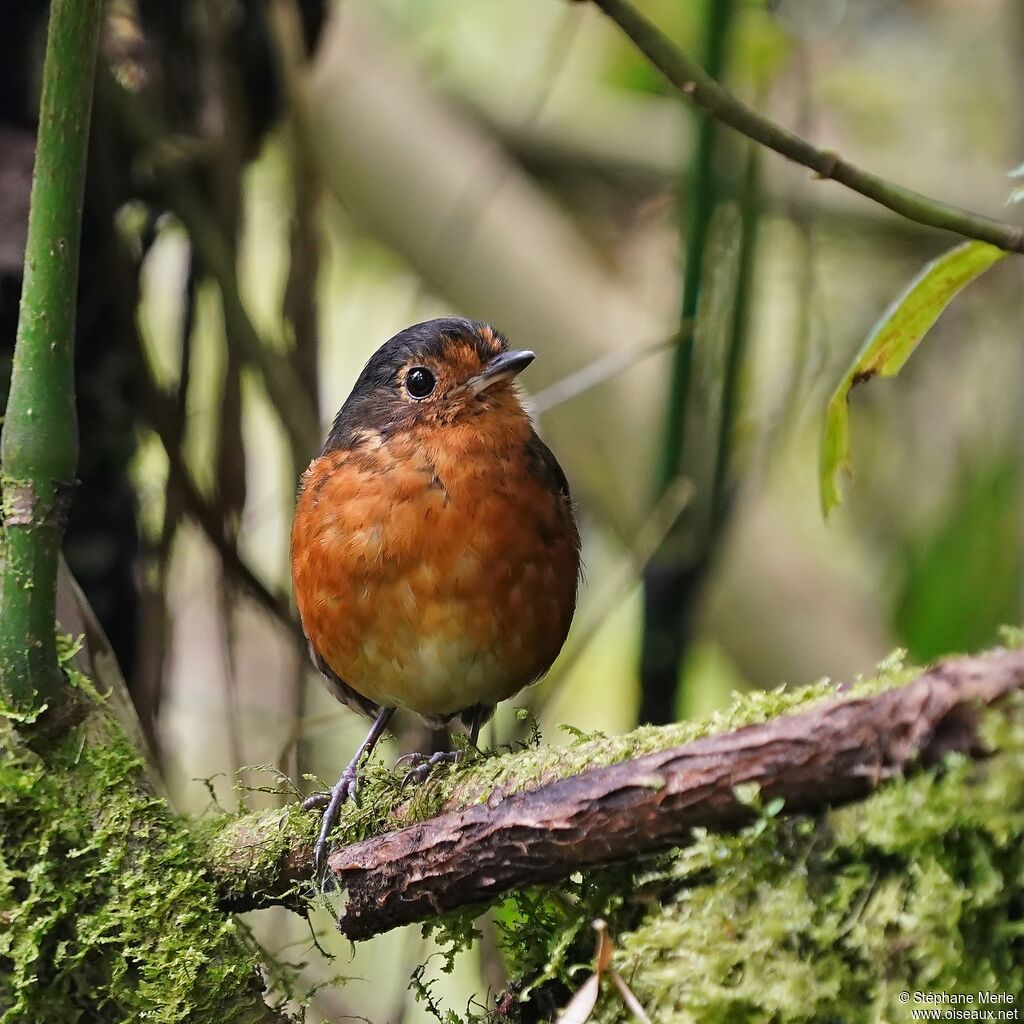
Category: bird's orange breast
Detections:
[{"x1": 290, "y1": 415, "x2": 579, "y2": 719}]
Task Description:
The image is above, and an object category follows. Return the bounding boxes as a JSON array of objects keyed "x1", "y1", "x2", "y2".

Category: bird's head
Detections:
[{"x1": 323, "y1": 318, "x2": 535, "y2": 453}]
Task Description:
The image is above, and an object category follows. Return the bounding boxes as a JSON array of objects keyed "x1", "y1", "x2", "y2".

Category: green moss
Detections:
[
  {"x1": 226, "y1": 649, "x2": 913, "y2": 865},
  {"x1": 402, "y1": 653, "x2": 1023, "y2": 1022},
  {"x1": 202, "y1": 647, "x2": 1024, "y2": 1023},
  {"x1": 0, "y1": 670, "x2": 278, "y2": 1023},
  {"x1": 429, "y1": 653, "x2": 911, "y2": 816},
  {"x1": 581, "y1": 697, "x2": 1024, "y2": 1023}
]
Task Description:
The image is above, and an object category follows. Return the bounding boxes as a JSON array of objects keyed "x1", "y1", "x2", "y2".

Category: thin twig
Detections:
[
  {"x1": 529, "y1": 328, "x2": 688, "y2": 416},
  {"x1": 582, "y1": 0, "x2": 1024, "y2": 253},
  {"x1": 140, "y1": 379, "x2": 303, "y2": 646}
]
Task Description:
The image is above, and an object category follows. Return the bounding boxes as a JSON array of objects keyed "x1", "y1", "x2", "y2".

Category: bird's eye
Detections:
[{"x1": 405, "y1": 366, "x2": 436, "y2": 400}]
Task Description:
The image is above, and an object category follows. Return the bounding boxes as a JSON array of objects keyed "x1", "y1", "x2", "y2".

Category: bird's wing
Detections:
[{"x1": 306, "y1": 640, "x2": 381, "y2": 719}]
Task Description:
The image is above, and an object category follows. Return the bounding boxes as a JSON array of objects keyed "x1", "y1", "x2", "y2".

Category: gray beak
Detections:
[{"x1": 464, "y1": 349, "x2": 535, "y2": 398}]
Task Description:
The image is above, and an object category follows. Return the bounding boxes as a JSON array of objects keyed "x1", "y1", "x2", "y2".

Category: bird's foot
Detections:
[
  {"x1": 397, "y1": 749, "x2": 464, "y2": 789},
  {"x1": 303, "y1": 764, "x2": 360, "y2": 876}
]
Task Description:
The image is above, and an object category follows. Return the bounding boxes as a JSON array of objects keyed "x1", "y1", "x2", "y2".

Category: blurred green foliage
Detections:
[{"x1": 895, "y1": 458, "x2": 1022, "y2": 661}]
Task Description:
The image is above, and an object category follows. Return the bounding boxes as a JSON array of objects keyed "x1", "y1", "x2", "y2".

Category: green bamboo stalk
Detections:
[
  {"x1": 657, "y1": 0, "x2": 733, "y2": 494},
  {"x1": 711, "y1": 142, "x2": 761, "y2": 527},
  {"x1": 639, "y1": 0, "x2": 734, "y2": 726},
  {"x1": 0, "y1": 0, "x2": 103, "y2": 709}
]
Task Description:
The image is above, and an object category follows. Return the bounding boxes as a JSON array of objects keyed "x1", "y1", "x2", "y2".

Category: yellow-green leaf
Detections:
[{"x1": 819, "y1": 240, "x2": 1007, "y2": 515}]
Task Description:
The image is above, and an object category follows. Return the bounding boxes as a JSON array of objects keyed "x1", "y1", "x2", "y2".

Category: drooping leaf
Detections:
[
  {"x1": 819, "y1": 240, "x2": 1007, "y2": 515},
  {"x1": 556, "y1": 920, "x2": 653, "y2": 1024},
  {"x1": 557, "y1": 974, "x2": 601, "y2": 1024}
]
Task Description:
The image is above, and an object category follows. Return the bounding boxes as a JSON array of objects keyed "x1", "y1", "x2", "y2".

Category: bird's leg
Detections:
[
  {"x1": 467, "y1": 705, "x2": 485, "y2": 748},
  {"x1": 303, "y1": 705, "x2": 394, "y2": 874},
  {"x1": 397, "y1": 705, "x2": 487, "y2": 788},
  {"x1": 398, "y1": 748, "x2": 462, "y2": 788}
]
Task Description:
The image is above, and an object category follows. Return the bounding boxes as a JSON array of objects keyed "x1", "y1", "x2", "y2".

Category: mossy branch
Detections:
[
  {"x1": 578, "y1": 0, "x2": 1024, "y2": 253},
  {"x1": 206, "y1": 648, "x2": 1024, "y2": 939},
  {"x1": 0, "y1": 0, "x2": 102, "y2": 710}
]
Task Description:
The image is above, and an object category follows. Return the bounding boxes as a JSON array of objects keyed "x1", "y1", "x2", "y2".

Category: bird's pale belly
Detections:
[{"x1": 291, "y1": 440, "x2": 578, "y2": 719}]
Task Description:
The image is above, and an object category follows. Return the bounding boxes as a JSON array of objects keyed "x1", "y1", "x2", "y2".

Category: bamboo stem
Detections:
[
  {"x1": 711, "y1": 143, "x2": 761, "y2": 525},
  {"x1": 0, "y1": 0, "x2": 103, "y2": 709},
  {"x1": 639, "y1": 0, "x2": 735, "y2": 726},
  {"x1": 657, "y1": 0, "x2": 733, "y2": 493}
]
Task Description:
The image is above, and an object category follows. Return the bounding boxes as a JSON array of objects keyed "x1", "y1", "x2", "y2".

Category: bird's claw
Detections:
[
  {"x1": 399, "y1": 749, "x2": 463, "y2": 789},
  {"x1": 306, "y1": 766, "x2": 359, "y2": 877}
]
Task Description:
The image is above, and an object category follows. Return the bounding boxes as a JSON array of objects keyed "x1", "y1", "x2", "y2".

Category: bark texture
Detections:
[
  {"x1": 330, "y1": 648, "x2": 1023, "y2": 937},
  {"x1": 209, "y1": 648, "x2": 1024, "y2": 940}
]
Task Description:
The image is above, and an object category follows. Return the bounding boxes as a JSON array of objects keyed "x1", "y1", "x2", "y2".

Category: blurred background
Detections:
[{"x1": 2, "y1": 0, "x2": 1023, "y2": 1018}]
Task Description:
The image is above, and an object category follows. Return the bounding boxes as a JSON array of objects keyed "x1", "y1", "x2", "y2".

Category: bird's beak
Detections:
[{"x1": 462, "y1": 349, "x2": 536, "y2": 398}]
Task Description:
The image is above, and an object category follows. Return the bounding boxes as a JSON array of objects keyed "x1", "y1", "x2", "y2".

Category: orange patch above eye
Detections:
[{"x1": 475, "y1": 325, "x2": 504, "y2": 354}]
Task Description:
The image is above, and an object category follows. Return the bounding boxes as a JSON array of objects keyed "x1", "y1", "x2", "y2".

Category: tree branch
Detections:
[
  {"x1": 209, "y1": 648, "x2": 1024, "y2": 939},
  {"x1": 579, "y1": 0, "x2": 1024, "y2": 253},
  {"x1": 142, "y1": 380, "x2": 303, "y2": 645},
  {"x1": 103, "y1": 73, "x2": 322, "y2": 457}
]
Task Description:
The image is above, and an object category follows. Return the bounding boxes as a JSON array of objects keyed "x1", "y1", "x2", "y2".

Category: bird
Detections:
[{"x1": 291, "y1": 317, "x2": 580, "y2": 871}]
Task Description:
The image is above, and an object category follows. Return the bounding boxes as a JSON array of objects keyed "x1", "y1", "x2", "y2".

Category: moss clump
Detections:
[{"x1": 0, "y1": 675, "x2": 278, "y2": 1023}]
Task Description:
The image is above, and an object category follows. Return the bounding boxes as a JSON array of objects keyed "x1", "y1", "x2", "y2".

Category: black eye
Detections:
[{"x1": 405, "y1": 366, "x2": 436, "y2": 399}]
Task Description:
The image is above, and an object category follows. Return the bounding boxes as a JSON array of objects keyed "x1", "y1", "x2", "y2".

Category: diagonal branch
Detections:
[
  {"x1": 103, "y1": 73, "x2": 322, "y2": 456},
  {"x1": 208, "y1": 647, "x2": 1024, "y2": 939},
  {"x1": 579, "y1": 0, "x2": 1024, "y2": 253},
  {"x1": 141, "y1": 379, "x2": 303, "y2": 645}
]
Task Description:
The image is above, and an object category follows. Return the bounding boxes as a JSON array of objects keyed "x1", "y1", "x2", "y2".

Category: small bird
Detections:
[{"x1": 291, "y1": 317, "x2": 580, "y2": 870}]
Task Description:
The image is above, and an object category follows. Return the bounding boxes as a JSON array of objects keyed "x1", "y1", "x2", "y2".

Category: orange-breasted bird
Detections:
[{"x1": 291, "y1": 317, "x2": 580, "y2": 869}]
